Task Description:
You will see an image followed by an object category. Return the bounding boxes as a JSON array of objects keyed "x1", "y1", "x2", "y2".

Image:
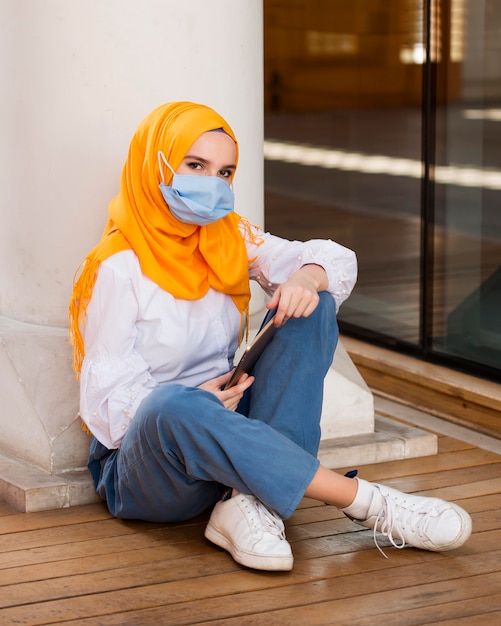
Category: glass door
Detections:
[
  {"x1": 431, "y1": 0, "x2": 501, "y2": 374},
  {"x1": 263, "y1": 0, "x2": 501, "y2": 379},
  {"x1": 264, "y1": 0, "x2": 426, "y2": 345}
]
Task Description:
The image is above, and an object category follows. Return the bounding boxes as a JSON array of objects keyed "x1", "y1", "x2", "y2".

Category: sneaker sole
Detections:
[{"x1": 204, "y1": 522, "x2": 294, "y2": 571}]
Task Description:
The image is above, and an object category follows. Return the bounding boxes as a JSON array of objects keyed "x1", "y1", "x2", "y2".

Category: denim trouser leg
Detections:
[
  {"x1": 89, "y1": 292, "x2": 338, "y2": 523},
  {"x1": 239, "y1": 291, "x2": 338, "y2": 455}
]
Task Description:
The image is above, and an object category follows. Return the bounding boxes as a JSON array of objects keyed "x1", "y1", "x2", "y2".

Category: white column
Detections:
[{"x1": 0, "y1": 0, "x2": 264, "y2": 509}]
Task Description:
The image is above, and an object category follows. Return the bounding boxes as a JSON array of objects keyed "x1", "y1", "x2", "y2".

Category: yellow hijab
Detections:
[{"x1": 69, "y1": 102, "x2": 251, "y2": 376}]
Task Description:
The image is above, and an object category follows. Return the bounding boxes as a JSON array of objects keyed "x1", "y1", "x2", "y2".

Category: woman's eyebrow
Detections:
[
  {"x1": 183, "y1": 154, "x2": 209, "y2": 164},
  {"x1": 184, "y1": 154, "x2": 236, "y2": 170}
]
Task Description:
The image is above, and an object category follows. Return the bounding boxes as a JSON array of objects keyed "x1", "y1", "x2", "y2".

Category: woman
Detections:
[{"x1": 69, "y1": 101, "x2": 471, "y2": 571}]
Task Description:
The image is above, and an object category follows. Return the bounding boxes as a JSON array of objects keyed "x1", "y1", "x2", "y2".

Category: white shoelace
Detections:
[
  {"x1": 374, "y1": 493, "x2": 430, "y2": 558},
  {"x1": 241, "y1": 496, "x2": 286, "y2": 539}
]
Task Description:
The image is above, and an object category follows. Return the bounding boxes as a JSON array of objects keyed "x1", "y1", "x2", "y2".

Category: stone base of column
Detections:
[
  {"x1": 0, "y1": 450, "x2": 99, "y2": 513},
  {"x1": 0, "y1": 317, "x2": 89, "y2": 473},
  {"x1": 318, "y1": 414, "x2": 437, "y2": 469},
  {"x1": 317, "y1": 340, "x2": 437, "y2": 467}
]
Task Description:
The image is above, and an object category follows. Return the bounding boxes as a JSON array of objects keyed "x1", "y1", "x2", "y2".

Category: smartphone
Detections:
[{"x1": 224, "y1": 314, "x2": 278, "y2": 389}]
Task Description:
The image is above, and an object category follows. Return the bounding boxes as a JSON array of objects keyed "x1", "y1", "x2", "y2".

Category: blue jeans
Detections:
[{"x1": 88, "y1": 292, "x2": 338, "y2": 522}]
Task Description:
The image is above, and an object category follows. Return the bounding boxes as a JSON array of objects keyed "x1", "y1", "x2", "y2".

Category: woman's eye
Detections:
[
  {"x1": 188, "y1": 162, "x2": 202, "y2": 171},
  {"x1": 219, "y1": 169, "x2": 231, "y2": 178}
]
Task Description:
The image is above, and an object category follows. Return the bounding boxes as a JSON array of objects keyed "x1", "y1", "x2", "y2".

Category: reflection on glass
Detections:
[
  {"x1": 433, "y1": 0, "x2": 501, "y2": 371},
  {"x1": 264, "y1": 0, "x2": 501, "y2": 376},
  {"x1": 264, "y1": 0, "x2": 425, "y2": 345}
]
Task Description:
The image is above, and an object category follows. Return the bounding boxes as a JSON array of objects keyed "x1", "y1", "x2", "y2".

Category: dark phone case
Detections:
[{"x1": 224, "y1": 316, "x2": 278, "y2": 389}]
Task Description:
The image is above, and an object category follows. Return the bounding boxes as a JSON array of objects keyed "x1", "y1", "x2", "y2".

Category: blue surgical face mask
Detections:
[{"x1": 157, "y1": 151, "x2": 234, "y2": 225}]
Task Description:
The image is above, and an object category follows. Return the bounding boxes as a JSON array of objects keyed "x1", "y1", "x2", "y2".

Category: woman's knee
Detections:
[
  {"x1": 134, "y1": 383, "x2": 218, "y2": 436},
  {"x1": 295, "y1": 291, "x2": 338, "y2": 338},
  {"x1": 312, "y1": 292, "x2": 338, "y2": 342},
  {"x1": 315, "y1": 291, "x2": 337, "y2": 322},
  {"x1": 138, "y1": 383, "x2": 191, "y2": 417}
]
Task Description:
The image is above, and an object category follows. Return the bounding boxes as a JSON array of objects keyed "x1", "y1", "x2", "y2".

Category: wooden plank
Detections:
[
  {"x1": 454, "y1": 493, "x2": 500, "y2": 514},
  {"x1": 0, "y1": 503, "x2": 111, "y2": 535},
  {"x1": 415, "y1": 478, "x2": 501, "y2": 503},
  {"x1": 425, "y1": 610, "x2": 501, "y2": 626},
  {"x1": 436, "y1": 435, "x2": 477, "y2": 453},
  {"x1": 0, "y1": 501, "x2": 18, "y2": 517}
]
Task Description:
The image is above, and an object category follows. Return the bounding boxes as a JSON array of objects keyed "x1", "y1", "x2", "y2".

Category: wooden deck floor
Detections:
[{"x1": 1, "y1": 419, "x2": 501, "y2": 625}]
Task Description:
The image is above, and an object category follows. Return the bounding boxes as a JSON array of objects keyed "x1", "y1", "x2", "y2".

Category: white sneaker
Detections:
[
  {"x1": 351, "y1": 482, "x2": 472, "y2": 557},
  {"x1": 204, "y1": 491, "x2": 293, "y2": 571}
]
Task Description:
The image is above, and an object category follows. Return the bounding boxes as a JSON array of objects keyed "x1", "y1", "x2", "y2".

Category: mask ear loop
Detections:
[{"x1": 157, "y1": 151, "x2": 175, "y2": 185}]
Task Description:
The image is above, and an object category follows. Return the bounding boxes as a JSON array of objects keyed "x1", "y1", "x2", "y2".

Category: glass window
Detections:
[
  {"x1": 264, "y1": 0, "x2": 425, "y2": 346},
  {"x1": 432, "y1": 0, "x2": 501, "y2": 372},
  {"x1": 263, "y1": 0, "x2": 501, "y2": 379}
]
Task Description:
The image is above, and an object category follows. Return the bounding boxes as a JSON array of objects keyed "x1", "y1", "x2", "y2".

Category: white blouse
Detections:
[{"x1": 80, "y1": 222, "x2": 357, "y2": 449}]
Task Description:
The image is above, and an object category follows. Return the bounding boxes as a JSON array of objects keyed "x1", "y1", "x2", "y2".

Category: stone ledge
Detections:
[
  {"x1": 319, "y1": 415, "x2": 437, "y2": 470},
  {"x1": 0, "y1": 452, "x2": 100, "y2": 513},
  {"x1": 1, "y1": 414, "x2": 436, "y2": 513}
]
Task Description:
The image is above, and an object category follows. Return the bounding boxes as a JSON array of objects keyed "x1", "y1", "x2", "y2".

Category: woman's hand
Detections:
[
  {"x1": 266, "y1": 264, "x2": 328, "y2": 326},
  {"x1": 198, "y1": 370, "x2": 254, "y2": 411}
]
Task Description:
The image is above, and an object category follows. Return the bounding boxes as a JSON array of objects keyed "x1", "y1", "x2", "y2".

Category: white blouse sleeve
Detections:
[
  {"x1": 240, "y1": 221, "x2": 358, "y2": 311},
  {"x1": 79, "y1": 258, "x2": 157, "y2": 449}
]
